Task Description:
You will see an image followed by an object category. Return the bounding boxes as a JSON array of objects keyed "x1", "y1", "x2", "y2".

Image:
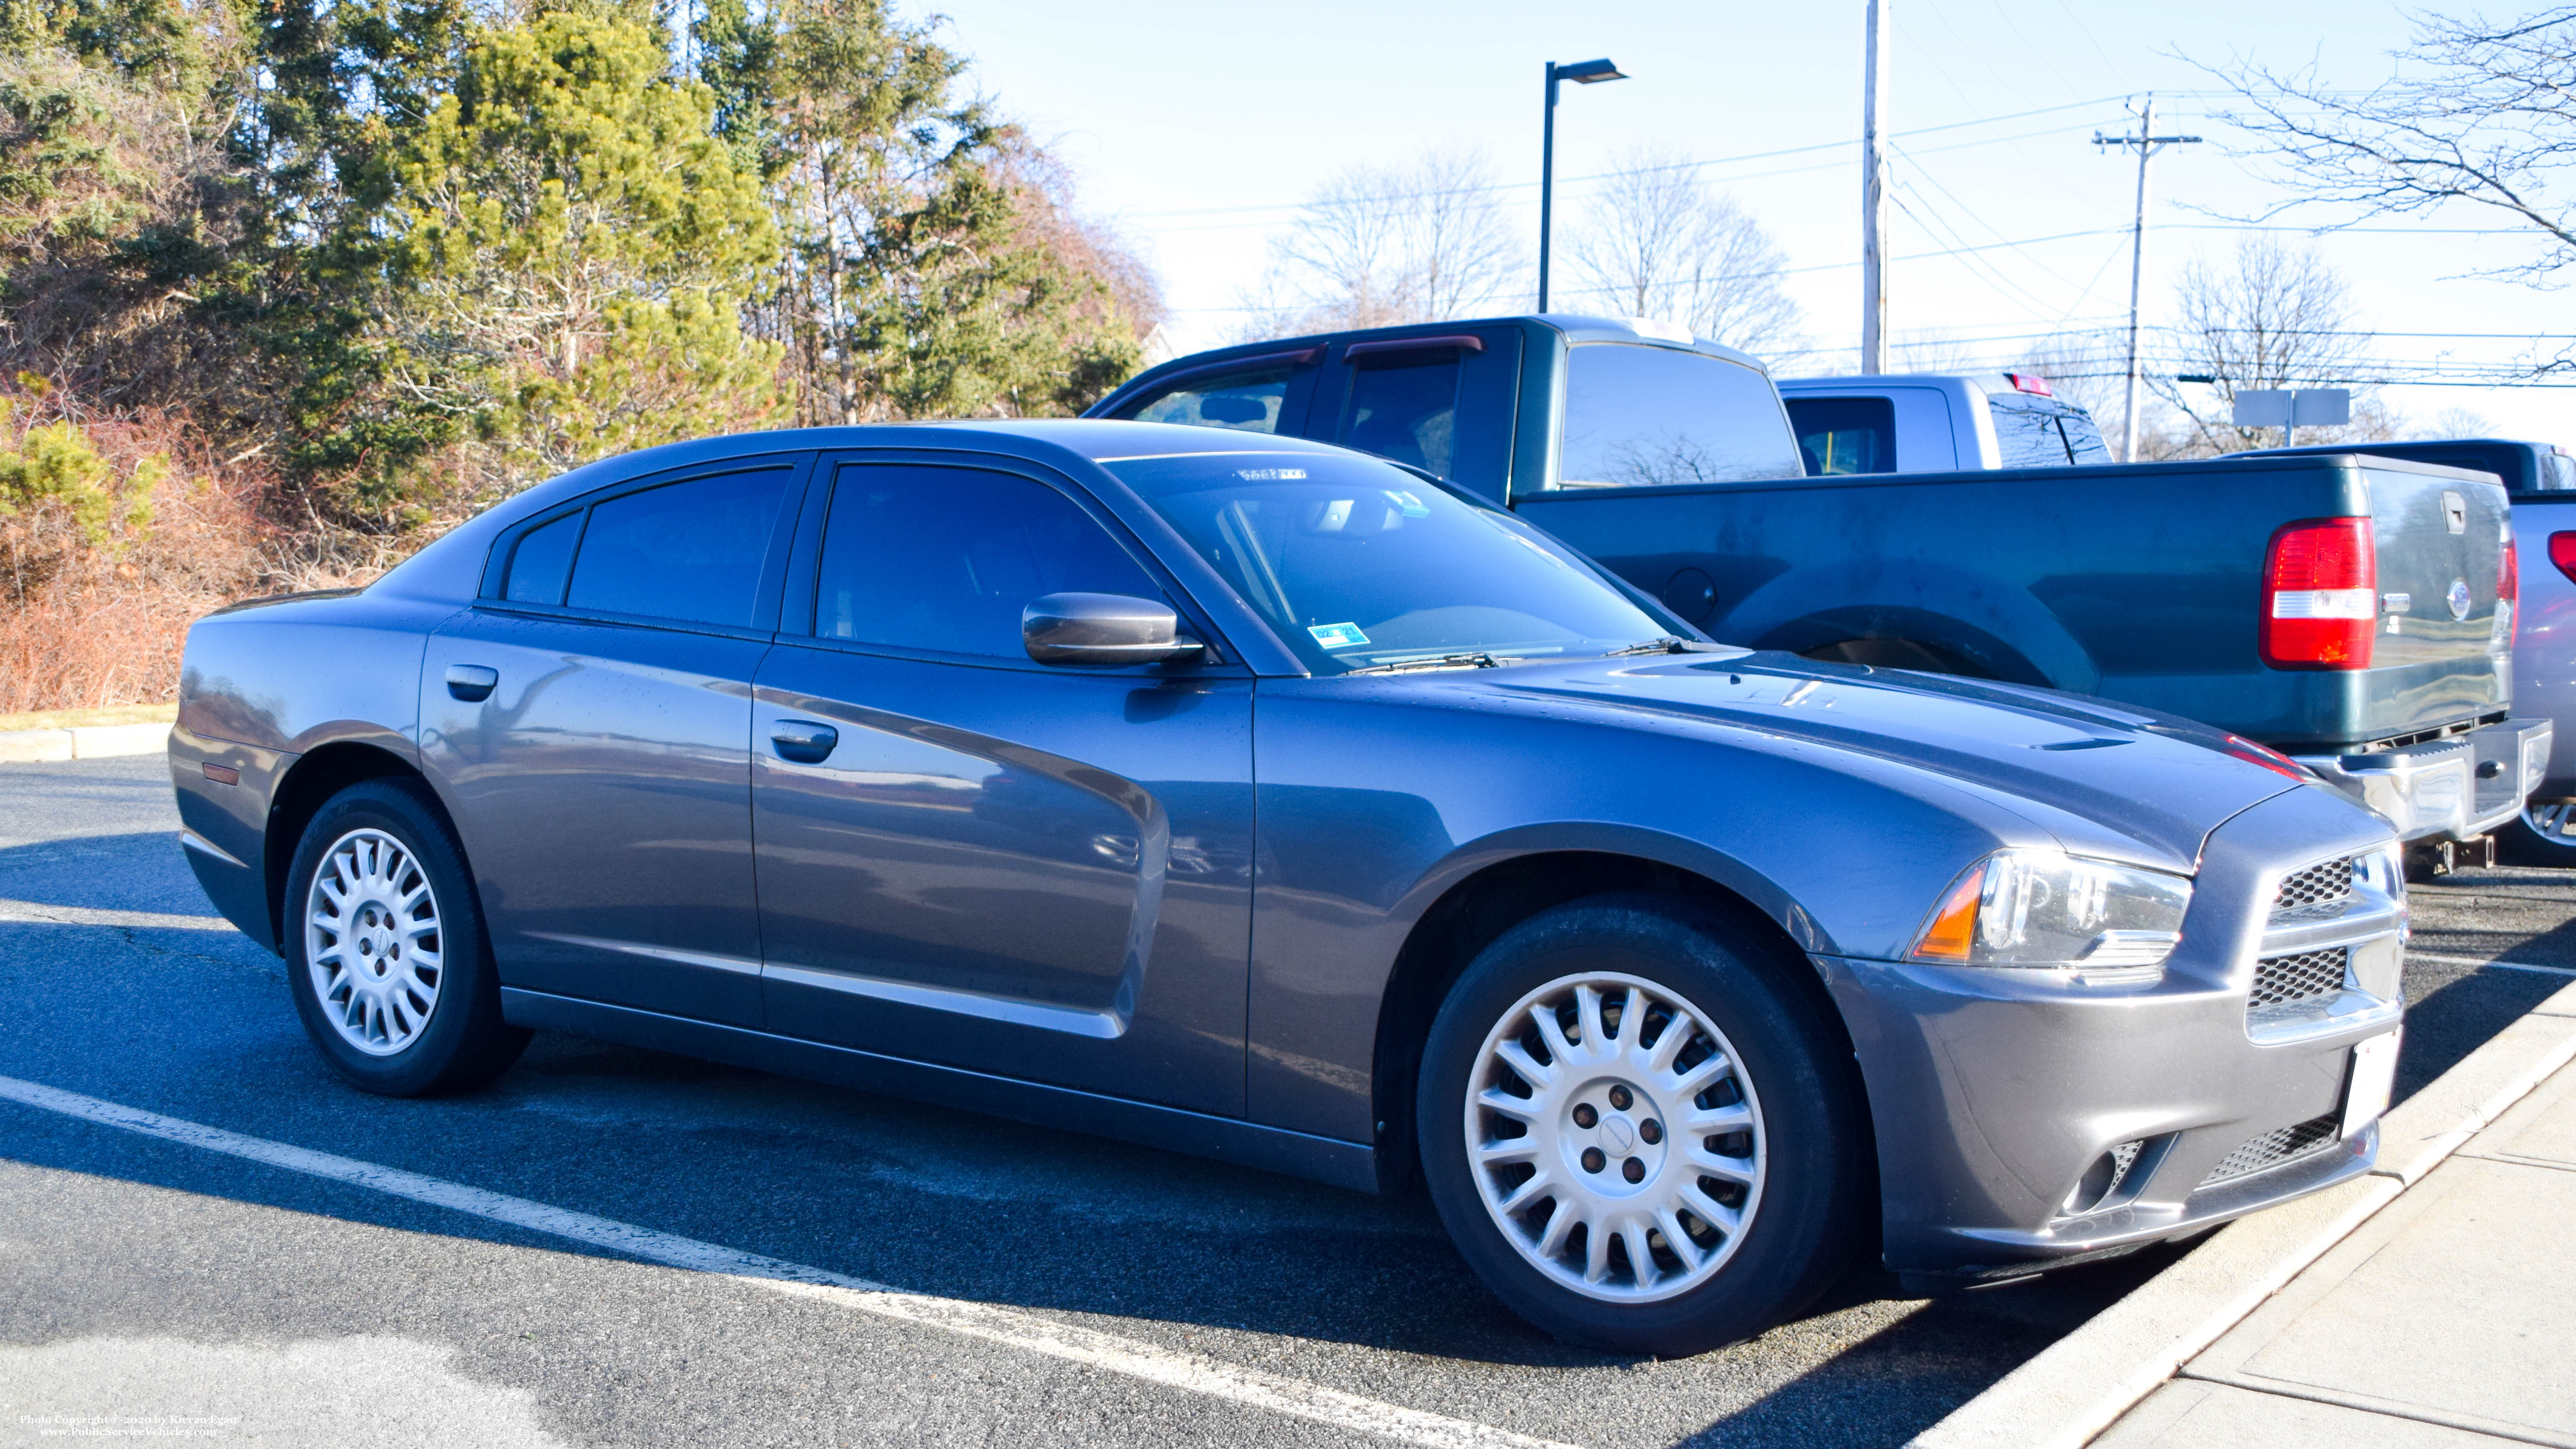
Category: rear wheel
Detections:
[
  {"x1": 2501, "y1": 801, "x2": 2576, "y2": 867},
  {"x1": 1415, "y1": 893, "x2": 1869, "y2": 1355},
  {"x1": 283, "y1": 778, "x2": 527, "y2": 1095}
]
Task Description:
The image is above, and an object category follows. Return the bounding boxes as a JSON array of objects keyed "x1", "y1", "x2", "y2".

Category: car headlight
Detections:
[{"x1": 1909, "y1": 849, "x2": 2193, "y2": 969}]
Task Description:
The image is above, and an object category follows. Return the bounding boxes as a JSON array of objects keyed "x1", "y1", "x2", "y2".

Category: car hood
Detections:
[{"x1": 1452, "y1": 651, "x2": 2308, "y2": 872}]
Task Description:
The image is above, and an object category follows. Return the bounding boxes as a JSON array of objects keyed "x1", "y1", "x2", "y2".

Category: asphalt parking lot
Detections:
[{"x1": 4, "y1": 756, "x2": 2571, "y2": 1449}]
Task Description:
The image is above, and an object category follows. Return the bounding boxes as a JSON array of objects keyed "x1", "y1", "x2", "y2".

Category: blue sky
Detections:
[{"x1": 928, "y1": 1, "x2": 2571, "y2": 440}]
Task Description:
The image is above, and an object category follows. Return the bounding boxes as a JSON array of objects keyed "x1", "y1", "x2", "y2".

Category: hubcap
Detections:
[
  {"x1": 1464, "y1": 972, "x2": 1766, "y2": 1304},
  {"x1": 304, "y1": 828, "x2": 443, "y2": 1057}
]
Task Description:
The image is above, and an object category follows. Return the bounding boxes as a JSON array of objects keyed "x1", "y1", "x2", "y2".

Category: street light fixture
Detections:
[{"x1": 1538, "y1": 58, "x2": 1628, "y2": 312}]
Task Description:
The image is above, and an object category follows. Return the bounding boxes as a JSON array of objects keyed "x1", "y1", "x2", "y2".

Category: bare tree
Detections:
[
  {"x1": 2146, "y1": 237, "x2": 2393, "y2": 454},
  {"x1": 1238, "y1": 149, "x2": 1522, "y2": 338},
  {"x1": 2205, "y1": 8, "x2": 2576, "y2": 294},
  {"x1": 1566, "y1": 147, "x2": 1803, "y2": 355}
]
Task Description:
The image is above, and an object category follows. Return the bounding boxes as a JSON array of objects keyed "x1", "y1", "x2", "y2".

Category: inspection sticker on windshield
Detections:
[
  {"x1": 1235, "y1": 467, "x2": 1306, "y2": 481},
  {"x1": 1308, "y1": 622, "x2": 1369, "y2": 649},
  {"x1": 1383, "y1": 489, "x2": 1431, "y2": 517}
]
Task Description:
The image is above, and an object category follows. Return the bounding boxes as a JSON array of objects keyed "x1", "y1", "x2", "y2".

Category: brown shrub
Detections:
[{"x1": 0, "y1": 383, "x2": 271, "y2": 713}]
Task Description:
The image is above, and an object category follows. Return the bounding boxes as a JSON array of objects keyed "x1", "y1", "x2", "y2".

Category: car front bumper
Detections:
[
  {"x1": 2292, "y1": 716, "x2": 2552, "y2": 843},
  {"x1": 1816, "y1": 784, "x2": 2406, "y2": 1280}
]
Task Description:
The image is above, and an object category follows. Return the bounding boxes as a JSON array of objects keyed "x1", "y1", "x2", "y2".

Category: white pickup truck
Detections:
[{"x1": 1776, "y1": 372, "x2": 2112, "y2": 474}]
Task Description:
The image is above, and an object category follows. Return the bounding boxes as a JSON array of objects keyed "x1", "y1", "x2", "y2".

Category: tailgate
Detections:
[{"x1": 2364, "y1": 462, "x2": 2513, "y2": 738}]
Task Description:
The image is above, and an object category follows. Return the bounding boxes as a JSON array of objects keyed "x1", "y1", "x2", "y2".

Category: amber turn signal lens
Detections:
[{"x1": 1913, "y1": 864, "x2": 1986, "y2": 960}]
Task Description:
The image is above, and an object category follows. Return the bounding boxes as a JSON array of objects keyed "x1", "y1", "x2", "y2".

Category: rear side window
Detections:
[
  {"x1": 813, "y1": 465, "x2": 1166, "y2": 660},
  {"x1": 1338, "y1": 354, "x2": 1462, "y2": 477},
  {"x1": 1121, "y1": 367, "x2": 1296, "y2": 433},
  {"x1": 1784, "y1": 396, "x2": 1896, "y2": 475},
  {"x1": 564, "y1": 468, "x2": 798, "y2": 628},
  {"x1": 1557, "y1": 344, "x2": 1802, "y2": 487},
  {"x1": 503, "y1": 511, "x2": 581, "y2": 605},
  {"x1": 2549, "y1": 452, "x2": 2576, "y2": 492},
  {"x1": 1988, "y1": 394, "x2": 2078, "y2": 468}
]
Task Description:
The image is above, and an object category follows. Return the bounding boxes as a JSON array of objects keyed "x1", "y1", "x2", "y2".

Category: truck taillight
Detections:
[
  {"x1": 2261, "y1": 517, "x2": 2375, "y2": 670},
  {"x1": 2502, "y1": 527, "x2": 2520, "y2": 645},
  {"x1": 2551, "y1": 531, "x2": 2576, "y2": 585}
]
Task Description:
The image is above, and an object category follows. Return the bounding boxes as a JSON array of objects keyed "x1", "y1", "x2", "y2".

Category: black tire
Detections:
[
  {"x1": 1415, "y1": 893, "x2": 1870, "y2": 1356},
  {"x1": 2501, "y1": 802, "x2": 2576, "y2": 867},
  {"x1": 282, "y1": 778, "x2": 528, "y2": 1096}
]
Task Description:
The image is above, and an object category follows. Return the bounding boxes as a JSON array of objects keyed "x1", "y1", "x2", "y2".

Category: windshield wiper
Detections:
[
  {"x1": 1344, "y1": 652, "x2": 1514, "y2": 675},
  {"x1": 1599, "y1": 636, "x2": 1705, "y2": 657}
]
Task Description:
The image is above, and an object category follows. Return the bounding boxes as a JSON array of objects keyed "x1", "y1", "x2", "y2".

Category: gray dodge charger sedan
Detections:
[{"x1": 169, "y1": 421, "x2": 2409, "y2": 1354}]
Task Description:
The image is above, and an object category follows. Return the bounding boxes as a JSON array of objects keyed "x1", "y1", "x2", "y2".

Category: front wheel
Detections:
[
  {"x1": 1415, "y1": 894, "x2": 1869, "y2": 1355},
  {"x1": 2501, "y1": 801, "x2": 2576, "y2": 867},
  {"x1": 283, "y1": 778, "x2": 528, "y2": 1096}
]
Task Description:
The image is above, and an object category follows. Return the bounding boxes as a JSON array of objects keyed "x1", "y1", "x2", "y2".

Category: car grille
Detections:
[
  {"x1": 2251, "y1": 947, "x2": 2350, "y2": 1009},
  {"x1": 2273, "y1": 856, "x2": 2356, "y2": 918},
  {"x1": 2201, "y1": 1113, "x2": 2340, "y2": 1187}
]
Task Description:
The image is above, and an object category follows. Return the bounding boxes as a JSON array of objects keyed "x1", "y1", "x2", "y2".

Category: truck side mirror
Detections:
[{"x1": 1022, "y1": 593, "x2": 1205, "y2": 665}]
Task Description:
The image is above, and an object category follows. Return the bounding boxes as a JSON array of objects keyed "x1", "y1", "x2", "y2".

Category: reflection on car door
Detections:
[
  {"x1": 419, "y1": 454, "x2": 812, "y2": 1027},
  {"x1": 750, "y1": 459, "x2": 1254, "y2": 1114}
]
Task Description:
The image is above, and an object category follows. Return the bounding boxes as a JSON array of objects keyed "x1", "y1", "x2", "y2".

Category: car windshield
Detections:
[{"x1": 1101, "y1": 450, "x2": 1672, "y2": 674}]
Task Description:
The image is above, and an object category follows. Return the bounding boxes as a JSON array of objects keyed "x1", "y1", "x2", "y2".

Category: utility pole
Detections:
[
  {"x1": 1860, "y1": 0, "x2": 1890, "y2": 374},
  {"x1": 2094, "y1": 97, "x2": 2202, "y2": 462}
]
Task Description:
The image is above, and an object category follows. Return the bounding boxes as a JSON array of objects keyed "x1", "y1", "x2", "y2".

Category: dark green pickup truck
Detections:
[{"x1": 1088, "y1": 313, "x2": 2551, "y2": 855}]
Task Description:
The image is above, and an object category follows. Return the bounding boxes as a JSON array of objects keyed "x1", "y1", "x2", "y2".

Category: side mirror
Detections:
[{"x1": 1022, "y1": 593, "x2": 1206, "y2": 666}]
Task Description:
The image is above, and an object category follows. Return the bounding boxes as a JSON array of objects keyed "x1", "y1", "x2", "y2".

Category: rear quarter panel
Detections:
[{"x1": 171, "y1": 590, "x2": 456, "y2": 942}]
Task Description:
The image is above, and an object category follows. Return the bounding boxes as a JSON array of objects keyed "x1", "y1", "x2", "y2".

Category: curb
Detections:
[
  {"x1": 0, "y1": 722, "x2": 171, "y2": 764},
  {"x1": 1911, "y1": 973, "x2": 2576, "y2": 1449}
]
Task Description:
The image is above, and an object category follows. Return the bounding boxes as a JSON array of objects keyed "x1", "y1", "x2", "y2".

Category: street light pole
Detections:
[
  {"x1": 1538, "y1": 58, "x2": 1626, "y2": 312},
  {"x1": 1860, "y1": 0, "x2": 1890, "y2": 374},
  {"x1": 2095, "y1": 96, "x2": 2202, "y2": 463}
]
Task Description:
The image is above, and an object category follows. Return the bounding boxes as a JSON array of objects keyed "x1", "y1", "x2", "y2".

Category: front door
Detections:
[
  {"x1": 421, "y1": 453, "x2": 811, "y2": 1026},
  {"x1": 751, "y1": 459, "x2": 1254, "y2": 1114}
]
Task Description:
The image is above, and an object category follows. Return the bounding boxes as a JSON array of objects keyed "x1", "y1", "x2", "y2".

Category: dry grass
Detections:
[
  {"x1": 0, "y1": 392, "x2": 272, "y2": 714},
  {"x1": 0, "y1": 702, "x2": 174, "y2": 731}
]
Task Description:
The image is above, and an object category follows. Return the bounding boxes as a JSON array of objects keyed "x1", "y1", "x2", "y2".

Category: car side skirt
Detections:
[{"x1": 497, "y1": 988, "x2": 1382, "y2": 1193}]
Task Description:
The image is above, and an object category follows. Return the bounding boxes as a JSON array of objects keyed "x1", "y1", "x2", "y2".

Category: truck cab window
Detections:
[
  {"x1": 1338, "y1": 354, "x2": 1461, "y2": 478},
  {"x1": 1988, "y1": 394, "x2": 2078, "y2": 468},
  {"x1": 1784, "y1": 396, "x2": 1896, "y2": 476},
  {"x1": 1557, "y1": 344, "x2": 1803, "y2": 488},
  {"x1": 1118, "y1": 367, "x2": 1295, "y2": 434}
]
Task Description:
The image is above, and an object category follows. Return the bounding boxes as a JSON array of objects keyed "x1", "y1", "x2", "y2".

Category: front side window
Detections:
[
  {"x1": 564, "y1": 468, "x2": 797, "y2": 627},
  {"x1": 1987, "y1": 394, "x2": 2079, "y2": 468},
  {"x1": 1120, "y1": 367, "x2": 1294, "y2": 434},
  {"x1": 1338, "y1": 354, "x2": 1461, "y2": 477},
  {"x1": 1103, "y1": 451, "x2": 1669, "y2": 674},
  {"x1": 1557, "y1": 344, "x2": 1803, "y2": 488},
  {"x1": 1784, "y1": 396, "x2": 1896, "y2": 476},
  {"x1": 813, "y1": 465, "x2": 1165, "y2": 659}
]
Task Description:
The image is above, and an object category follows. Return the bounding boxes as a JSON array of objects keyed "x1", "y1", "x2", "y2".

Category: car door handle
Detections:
[
  {"x1": 770, "y1": 720, "x2": 838, "y2": 764},
  {"x1": 445, "y1": 665, "x2": 498, "y2": 702}
]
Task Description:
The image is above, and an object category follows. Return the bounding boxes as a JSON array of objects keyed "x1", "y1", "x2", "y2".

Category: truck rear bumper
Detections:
[{"x1": 2293, "y1": 716, "x2": 2552, "y2": 842}]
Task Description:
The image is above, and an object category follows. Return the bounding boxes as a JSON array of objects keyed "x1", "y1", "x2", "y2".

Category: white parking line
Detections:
[
  {"x1": 2411, "y1": 951, "x2": 2576, "y2": 978},
  {"x1": 0, "y1": 901, "x2": 239, "y2": 933},
  {"x1": 0, "y1": 1075, "x2": 1579, "y2": 1449}
]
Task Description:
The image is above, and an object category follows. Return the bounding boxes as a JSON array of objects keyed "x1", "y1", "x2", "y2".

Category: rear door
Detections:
[
  {"x1": 422, "y1": 453, "x2": 812, "y2": 1026},
  {"x1": 2365, "y1": 462, "x2": 2514, "y2": 735}
]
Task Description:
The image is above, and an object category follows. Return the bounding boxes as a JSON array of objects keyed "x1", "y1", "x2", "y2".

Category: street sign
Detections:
[{"x1": 2234, "y1": 389, "x2": 2352, "y2": 428}]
